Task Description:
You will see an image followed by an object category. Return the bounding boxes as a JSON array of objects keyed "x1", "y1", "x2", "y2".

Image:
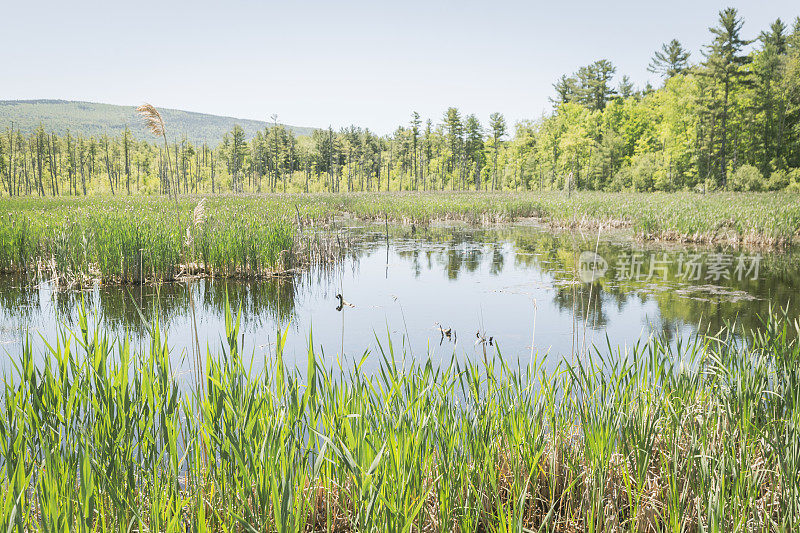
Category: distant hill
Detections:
[{"x1": 0, "y1": 100, "x2": 316, "y2": 145}]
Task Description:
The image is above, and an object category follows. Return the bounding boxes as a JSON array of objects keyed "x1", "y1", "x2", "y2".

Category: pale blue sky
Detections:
[{"x1": 3, "y1": 0, "x2": 797, "y2": 133}]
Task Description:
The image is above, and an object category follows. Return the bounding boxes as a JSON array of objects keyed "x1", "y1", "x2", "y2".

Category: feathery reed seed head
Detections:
[{"x1": 136, "y1": 103, "x2": 166, "y2": 138}]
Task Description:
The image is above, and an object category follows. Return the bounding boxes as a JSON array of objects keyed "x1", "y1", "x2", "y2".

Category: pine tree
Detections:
[
  {"x1": 228, "y1": 125, "x2": 247, "y2": 192},
  {"x1": 410, "y1": 112, "x2": 421, "y2": 190},
  {"x1": 577, "y1": 60, "x2": 617, "y2": 111},
  {"x1": 755, "y1": 19, "x2": 788, "y2": 173},
  {"x1": 552, "y1": 74, "x2": 578, "y2": 105},
  {"x1": 489, "y1": 113, "x2": 506, "y2": 190},
  {"x1": 464, "y1": 115, "x2": 484, "y2": 190},
  {"x1": 617, "y1": 75, "x2": 635, "y2": 98},
  {"x1": 703, "y1": 8, "x2": 751, "y2": 187},
  {"x1": 443, "y1": 108, "x2": 463, "y2": 189},
  {"x1": 648, "y1": 39, "x2": 691, "y2": 79}
]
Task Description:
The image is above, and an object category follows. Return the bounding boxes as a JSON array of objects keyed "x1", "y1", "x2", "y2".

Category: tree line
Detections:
[
  {"x1": 544, "y1": 8, "x2": 800, "y2": 191},
  {"x1": 1, "y1": 8, "x2": 799, "y2": 196},
  {"x1": 0, "y1": 110, "x2": 510, "y2": 196}
]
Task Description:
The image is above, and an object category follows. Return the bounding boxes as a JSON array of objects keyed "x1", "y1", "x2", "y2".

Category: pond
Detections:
[{"x1": 1, "y1": 221, "x2": 797, "y2": 376}]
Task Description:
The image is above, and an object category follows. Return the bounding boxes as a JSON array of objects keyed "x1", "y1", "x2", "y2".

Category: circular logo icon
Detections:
[{"x1": 578, "y1": 251, "x2": 608, "y2": 283}]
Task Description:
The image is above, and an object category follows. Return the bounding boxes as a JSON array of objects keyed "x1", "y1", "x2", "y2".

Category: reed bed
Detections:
[
  {"x1": 303, "y1": 191, "x2": 800, "y2": 246},
  {"x1": 1, "y1": 302, "x2": 798, "y2": 531},
  {"x1": 0, "y1": 197, "x2": 310, "y2": 285},
  {"x1": 0, "y1": 191, "x2": 798, "y2": 285}
]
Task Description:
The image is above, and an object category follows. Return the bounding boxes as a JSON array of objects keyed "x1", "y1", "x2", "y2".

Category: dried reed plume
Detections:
[
  {"x1": 136, "y1": 103, "x2": 165, "y2": 138},
  {"x1": 137, "y1": 103, "x2": 175, "y2": 199},
  {"x1": 185, "y1": 198, "x2": 206, "y2": 248},
  {"x1": 193, "y1": 198, "x2": 206, "y2": 229}
]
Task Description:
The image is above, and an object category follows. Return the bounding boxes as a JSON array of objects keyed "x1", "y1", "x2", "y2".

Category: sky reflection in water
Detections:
[{"x1": 0, "y1": 222, "x2": 796, "y2": 376}]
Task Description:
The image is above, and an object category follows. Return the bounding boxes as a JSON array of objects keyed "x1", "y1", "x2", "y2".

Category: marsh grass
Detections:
[
  {"x1": 1, "y1": 301, "x2": 798, "y2": 531},
  {"x1": 0, "y1": 191, "x2": 797, "y2": 285},
  {"x1": 311, "y1": 191, "x2": 800, "y2": 246},
  {"x1": 0, "y1": 197, "x2": 318, "y2": 285}
]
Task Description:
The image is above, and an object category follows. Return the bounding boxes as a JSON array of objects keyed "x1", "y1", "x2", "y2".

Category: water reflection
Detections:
[{"x1": 0, "y1": 223, "x2": 796, "y2": 373}]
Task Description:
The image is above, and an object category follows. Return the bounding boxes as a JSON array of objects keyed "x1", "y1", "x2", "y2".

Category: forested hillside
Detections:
[
  {"x1": 0, "y1": 100, "x2": 314, "y2": 145},
  {"x1": 1, "y1": 8, "x2": 798, "y2": 196}
]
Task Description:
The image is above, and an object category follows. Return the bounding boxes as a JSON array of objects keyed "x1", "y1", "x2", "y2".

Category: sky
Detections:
[{"x1": 3, "y1": 0, "x2": 798, "y2": 134}]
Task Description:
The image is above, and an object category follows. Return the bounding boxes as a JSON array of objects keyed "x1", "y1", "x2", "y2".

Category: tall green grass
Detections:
[
  {"x1": 1, "y1": 302, "x2": 798, "y2": 531},
  {"x1": 0, "y1": 197, "x2": 296, "y2": 284},
  {"x1": 306, "y1": 191, "x2": 800, "y2": 246},
  {"x1": 0, "y1": 191, "x2": 798, "y2": 283}
]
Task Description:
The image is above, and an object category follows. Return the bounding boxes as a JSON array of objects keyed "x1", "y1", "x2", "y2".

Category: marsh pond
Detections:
[{"x1": 1, "y1": 221, "x2": 796, "y2": 375}]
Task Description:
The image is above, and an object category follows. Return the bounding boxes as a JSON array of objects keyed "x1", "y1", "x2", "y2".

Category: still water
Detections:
[{"x1": 0, "y1": 222, "x2": 796, "y2": 375}]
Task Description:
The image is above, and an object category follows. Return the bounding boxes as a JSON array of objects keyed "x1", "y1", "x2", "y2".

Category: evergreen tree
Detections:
[
  {"x1": 552, "y1": 74, "x2": 578, "y2": 105},
  {"x1": 443, "y1": 108, "x2": 463, "y2": 189},
  {"x1": 648, "y1": 39, "x2": 691, "y2": 79},
  {"x1": 577, "y1": 60, "x2": 617, "y2": 111},
  {"x1": 703, "y1": 7, "x2": 751, "y2": 187},
  {"x1": 227, "y1": 125, "x2": 248, "y2": 192},
  {"x1": 617, "y1": 75, "x2": 635, "y2": 99},
  {"x1": 464, "y1": 115, "x2": 484, "y2": 190},
  {"x1": 410, "y1": 111, "x2": 421, "y2": 189},
  {"x1": 489, "y1": 113, "x2": 506, "y2": 190},
  {"x1": 754, "y1": 19, "x2": 789, "y2": 173}
]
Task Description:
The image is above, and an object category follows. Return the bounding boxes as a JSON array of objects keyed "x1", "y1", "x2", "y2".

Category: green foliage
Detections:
[
  {"x1": 552, "y1": 59, "x2": 618, "y2": 111},
  {"x1": 731, "y1": 164, "x2": 764, "y2": 191},
  {"x1": 0, "y1": 191, "x2": 796, "y2": 286},
  {"x1": 1, "y1": 302, "x2": 799, "y2": 530},
  {"x1": 787, "y1": 168, "x2": 800, "y2": 191},
  {"x1": 768, "y1": 169, "x2": 791, "y2": 190},
  {"x1": 631, "y1": 153, "x2": 659, "y2": 191},
  {"x1": 648, "y1": 38, "x2": 691, "y2": 78},
  {"x1": 2, "y1": 12, "x2": 800, "y2": 196},
  {"x1": 0, "y1": 196, "x2": 296, "y2": 284}
]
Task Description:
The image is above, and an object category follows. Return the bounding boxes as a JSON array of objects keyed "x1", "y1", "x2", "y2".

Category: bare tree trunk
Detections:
[
  {"x1": 34, "y1": 140, "x2": 45, "y2": 196},
  {"x1": 8, "y1": 124, "x2": 15, "y2": 197},
  {"x1": 721, "y1": 78, "x2": 728, "y2": 188},
  {"x1": 47, "y1": 134, "x2": 59, "y2": 196},
  {"x1": 80, "y1": 159, "x2": 87, "y2": 196},
  {"x1": 124, "y1": 130, "x2": 131, "y2": 194},
  {"x1": 210, "y1": 150, "x2": 215, "y2": 193},
  {"x1": 104, "y1": 140, "x2": 116, "y2": 195}
]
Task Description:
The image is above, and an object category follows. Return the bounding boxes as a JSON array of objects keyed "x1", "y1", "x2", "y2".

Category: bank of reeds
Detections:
[
  {"x1": 1, "y1": 302, "x2": 798, "y2": 531},
  {"x1": 0, "y1": 197, "x2": 353, "y2": 285},
  {"x1": 1, "y1": 191, "x2": 798, "y2": 285},
  {"x1": 307, "y1": 191, "x2": 800, "y2": 246}
]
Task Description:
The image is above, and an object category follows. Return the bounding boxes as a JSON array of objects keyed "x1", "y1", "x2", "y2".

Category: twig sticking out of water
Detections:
[
  {"x1": 475, "y1": 331, "x2": 493, "y2": 346},
  {"x1": 435, "y1": 322, "x2": 456, "y2": 345},
  {"x1": 335, "y1": 293, "x2": 355, "y2": 312}
]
